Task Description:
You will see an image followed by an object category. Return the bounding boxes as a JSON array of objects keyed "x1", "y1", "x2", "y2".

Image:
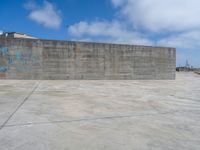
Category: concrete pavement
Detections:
[{"x1": 0, "y1": 72, "x2": 200, "y2": 150}]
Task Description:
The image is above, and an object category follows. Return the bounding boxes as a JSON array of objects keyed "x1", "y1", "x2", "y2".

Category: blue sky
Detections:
[{"x1": 0, "y1": 0, "x2": 200, "y2": 67}]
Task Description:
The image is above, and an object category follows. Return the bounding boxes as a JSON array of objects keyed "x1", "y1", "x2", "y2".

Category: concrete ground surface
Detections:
[{"x1": 0, "y1": 72, "x2": 199, "y2": 150}]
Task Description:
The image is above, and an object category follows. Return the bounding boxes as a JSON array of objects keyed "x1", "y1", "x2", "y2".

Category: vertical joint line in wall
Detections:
[{"x1": 132, "y1": 47, "x2": 135, "y2": 79}]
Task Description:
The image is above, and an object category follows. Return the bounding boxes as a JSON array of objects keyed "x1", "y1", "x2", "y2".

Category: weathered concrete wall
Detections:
[{"x1": 0, "y1": 38, "x2": 176, "y2": 80}]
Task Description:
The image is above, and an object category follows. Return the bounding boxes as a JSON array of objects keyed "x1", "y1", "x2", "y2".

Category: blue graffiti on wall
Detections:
[
  {"x1": 7, "y1": 57, "x2": 13, "y2": 64},
  {"x1": 16, "y1": 52, "x2": 23, "y2": 60},
  {"x1": 0, "y1": 47, "x2": 8, "y2": 55},
  {"x1": 0, "y1": 47, "x2": 42, "y2": 73},
  {"x1": 0, "y1": 67, "x2": 8, "y2": 72}
]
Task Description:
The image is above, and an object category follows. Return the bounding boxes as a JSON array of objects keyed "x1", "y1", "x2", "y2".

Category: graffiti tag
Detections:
[
  {"x1": 16, "y1": 52, "x2": 23, "y2": 60},
  {"x1": 7, "y1": 57, "x2": 13, "y2": 64},
  {"x1": 0, "y1": 67, "x2": 8, "y2": 72},
  {"x1": 0, "y1": 47, "x2": 8, "y2": 55}
]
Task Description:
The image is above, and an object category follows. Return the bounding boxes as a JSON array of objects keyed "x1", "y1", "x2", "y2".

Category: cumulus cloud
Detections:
[
  {"x1": 0, "y1": 31, "x2": 3, "y2": 35},
  {"x1": 158, "y1": 31, "x2": 200, "y2": 50},
  {"x1": 111, "y1": 0, "x2": 200, "y2": 32},
  {"x1": 25, "y1": 1, "x2": 62, "y2": 29},
  {"x1": 69, "y1": 0, "x2": 200, "y2": 44},
  {"x1": 68, "y1": 21, "x2": 152, "y2": 45}
]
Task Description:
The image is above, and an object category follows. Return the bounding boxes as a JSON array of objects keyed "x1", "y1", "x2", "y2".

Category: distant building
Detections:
[
  {"x1": 0, "y1": 32, "x2": 37, "y2": 39},
  {"x1": 176, "y1": 67, "x2": 193, "y2": 72}
]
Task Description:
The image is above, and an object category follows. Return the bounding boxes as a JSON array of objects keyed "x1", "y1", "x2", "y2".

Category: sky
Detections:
[{"x1": 0, "y1": 0, "x2": 200, "y2": 67}]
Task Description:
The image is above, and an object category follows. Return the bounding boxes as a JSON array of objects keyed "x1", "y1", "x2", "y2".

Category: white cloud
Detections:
[
  {"x1": 111, "y1": 0, "x2": 125, "y2": 7},
  {"x1": 69, "y1": 0, "x2": 200, "y2": 45},
  {"x1": 0, "y1": 31, "x2": 3, "y2": 35},
  {"x1": 111, "y1": 0, "x2": 200, "y2": 32},
  {"x1": 25, "y1": 1, "x2": 62, "y2": 29},
  {"x1": 68, "y1": 21, "x2": 153, "y2": 45},
  {"x1": 158, "y1": 31, "x2": 200, "y2": 50}
]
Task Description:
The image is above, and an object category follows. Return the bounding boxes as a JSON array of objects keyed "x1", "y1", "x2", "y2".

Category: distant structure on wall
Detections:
[
  {"x1": 0, "y1": 32, "x2": 37, "y2": 39},
  {"x1": 0, "y1": 32, "x2": 176, "y2": 80}
]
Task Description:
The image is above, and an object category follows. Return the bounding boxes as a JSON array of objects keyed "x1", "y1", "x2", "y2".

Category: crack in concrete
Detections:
[
  {"x1": 0, "y1": 82, "x2": 40, "y2": 130},
  {"x1": 4, "y1": 110, "x2": 180, "y2": 128}
]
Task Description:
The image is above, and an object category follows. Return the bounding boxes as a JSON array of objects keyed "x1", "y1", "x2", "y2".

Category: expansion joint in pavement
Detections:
[
  {"x1": 4, "y1": 109, "x2": 180, "y2": 128},
  {"x1": 0, "y1": 82, "x2": 40, "y2": 130}
]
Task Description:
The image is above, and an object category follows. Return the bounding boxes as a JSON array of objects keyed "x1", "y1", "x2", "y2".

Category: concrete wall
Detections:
[{"x1": 0, "y1": 38, "x2": 176, "y2": 80}]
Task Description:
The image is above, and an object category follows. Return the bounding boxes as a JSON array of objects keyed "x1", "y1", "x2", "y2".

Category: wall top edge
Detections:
[{"x1": 0, "y1": 37, "x2": 176, "y2": 50}]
